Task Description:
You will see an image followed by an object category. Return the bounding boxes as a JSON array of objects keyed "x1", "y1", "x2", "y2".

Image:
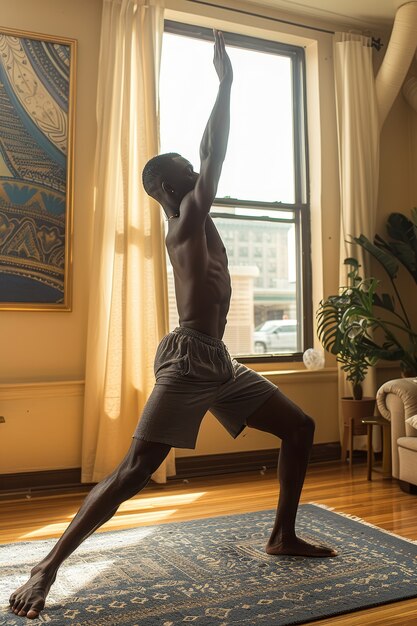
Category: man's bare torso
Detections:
[{"x1": 166, "y1": 215, "x2": 231, "y2": 340}]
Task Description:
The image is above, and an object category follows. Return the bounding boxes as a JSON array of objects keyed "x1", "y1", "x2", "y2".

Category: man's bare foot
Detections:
[
  {"x1": 9, "y1": 566, "x2": 56, "y2": 619},
  {"x1": 266, "y1": 536, "x2": 337, "y2": 557}
]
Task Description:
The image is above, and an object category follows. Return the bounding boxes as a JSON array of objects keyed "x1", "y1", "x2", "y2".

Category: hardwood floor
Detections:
[{"x1": 1, "y1": 460, "x2": 417, "y2": 625}]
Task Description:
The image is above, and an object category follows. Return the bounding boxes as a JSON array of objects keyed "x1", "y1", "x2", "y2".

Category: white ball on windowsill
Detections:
[{"x1": 303, "y1": 348, "x2": 325, "y2": 370}]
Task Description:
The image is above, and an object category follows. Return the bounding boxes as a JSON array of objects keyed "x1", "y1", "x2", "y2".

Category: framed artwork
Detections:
[{"x1": 0, "y1": 27, "x2": 76, "y2": 310}]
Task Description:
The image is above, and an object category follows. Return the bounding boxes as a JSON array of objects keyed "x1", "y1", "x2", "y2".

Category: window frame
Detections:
[{"x1": 163, "y1": 20, "x2": 312, "y2": 363}]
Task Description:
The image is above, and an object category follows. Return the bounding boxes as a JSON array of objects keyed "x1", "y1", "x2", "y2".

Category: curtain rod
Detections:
[{"x1": 186, "y1": 0, "x2": 384, "y2": 50}]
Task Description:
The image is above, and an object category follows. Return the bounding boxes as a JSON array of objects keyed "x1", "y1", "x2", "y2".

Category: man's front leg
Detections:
[{"x1": 246, "y1": 389, "x2": 337, "y2": 558}]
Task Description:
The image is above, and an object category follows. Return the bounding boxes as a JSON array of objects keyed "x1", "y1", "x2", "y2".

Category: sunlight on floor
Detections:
[
  {"x1": 17, "y1": 490, "x2": 207, "y2": 541},
  {"x1": 48, "y1": 560, "x2": 116, "y2": 603},
  {"x1": 0, "y1": 527, "x2": 156, "y2": 572},
  {"x1": 20, "y1": 510, "x2": 178, "y2": 540},
  {"x1": 119, "y1": 490, "x2": 208, "y2": 511}
]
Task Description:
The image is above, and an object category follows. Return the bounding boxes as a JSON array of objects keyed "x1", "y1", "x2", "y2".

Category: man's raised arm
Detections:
[{"x1": 192, "y1": 30, "x2": 233, "y2": 213}]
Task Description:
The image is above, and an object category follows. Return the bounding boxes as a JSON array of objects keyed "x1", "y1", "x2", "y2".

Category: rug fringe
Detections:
[
  {"x1": 308, "y1": 501, "x2": 417, "y2": 546},
  {"x1": 308, "y1": 502, "x2": 335, "y2": 512}
]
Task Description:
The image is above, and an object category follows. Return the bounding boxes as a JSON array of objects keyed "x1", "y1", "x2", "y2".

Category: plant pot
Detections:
[{"x1": 341, "y1": 396, "x2": 376, "y2": 434}]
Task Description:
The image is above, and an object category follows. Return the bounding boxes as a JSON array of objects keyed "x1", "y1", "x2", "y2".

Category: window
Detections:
[{"x1": 160, "y1": 22, "x2": 312, "y2": 359}]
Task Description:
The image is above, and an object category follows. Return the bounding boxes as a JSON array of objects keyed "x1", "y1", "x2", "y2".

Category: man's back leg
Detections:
[{"x1": 9, "y1": 438, "x2": 171, "y2": 619}]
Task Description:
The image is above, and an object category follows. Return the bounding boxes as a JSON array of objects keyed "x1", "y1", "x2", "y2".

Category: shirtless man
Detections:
[{"x1": 9, "y1": 30, "x2": 335, "y2": 620}]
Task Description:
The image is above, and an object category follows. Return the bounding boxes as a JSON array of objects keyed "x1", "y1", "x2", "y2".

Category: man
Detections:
[{"x1": 10, "y1": 30, "x2": 335, "y2": 621}]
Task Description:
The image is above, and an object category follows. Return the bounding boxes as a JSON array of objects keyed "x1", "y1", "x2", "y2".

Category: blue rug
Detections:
[{"x1": 2, "y1": 503, "x2": 417, "y2": 625}]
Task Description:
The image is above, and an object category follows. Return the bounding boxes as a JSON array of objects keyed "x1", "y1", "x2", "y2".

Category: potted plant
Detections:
[
  {"x1": 349, "y1": 210, "x2": 417, "y2": 377},
  {"x1": 317, "y1": 209, "x2": 417, "y2": 462},
  {"x1": 316, "y1": 258, "x2": 377, "y2": 403},
  {"x1": 317, "y1": 260, "x2": 377, "y2": 459}
]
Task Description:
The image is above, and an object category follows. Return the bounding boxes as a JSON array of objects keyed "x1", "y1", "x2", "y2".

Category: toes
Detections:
[
  {"x1": 16, "y1": 600, "x2": 43, "y2": 618},
  {"x1": 18, "y1": 601, "x2": 34, "y2": 617},
  {"x1": 26, "y1": 599, "x2": 45, "y2": 619},
  {"x1": 10, "y1": 594, "x2": 45, "y2": 618},
  {"x1": 13, "y1": 600, "x2": 25, "y2": 614}
]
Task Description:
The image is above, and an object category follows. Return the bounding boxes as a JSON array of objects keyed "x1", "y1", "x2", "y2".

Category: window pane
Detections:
[
  {"x1": 160, "y1": 32, "x2": 295, "y2": 203},
  {"x1": 212, "y1": 207, "x2": 301, "y2": 356}
]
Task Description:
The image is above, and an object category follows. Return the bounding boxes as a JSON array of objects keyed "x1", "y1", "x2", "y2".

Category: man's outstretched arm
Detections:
[{"x1": 192, "y1": 30, "x2": 233, "y2": 214}]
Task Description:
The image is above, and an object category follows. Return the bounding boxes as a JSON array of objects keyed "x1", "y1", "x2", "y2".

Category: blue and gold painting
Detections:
[{"x1": 0, "y1": 30, "x2": 75, "y2": 309}]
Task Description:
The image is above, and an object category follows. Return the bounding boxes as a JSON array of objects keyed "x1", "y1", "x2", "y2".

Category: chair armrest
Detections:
[
  {"x1": 377, "y1": 378, "x2": 417, "y2": 425},
  {"x1": 376, "y1": 377, "x2": 417, "y2": 478}
]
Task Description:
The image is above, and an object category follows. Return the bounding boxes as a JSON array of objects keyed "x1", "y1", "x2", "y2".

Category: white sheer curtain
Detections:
[
  {"x1": 333, "y1": 33, "x2": 380, "y2": 443},
  {"x1": 334, "y1": 33, "x2": 379, "y2": 277},
  {"x1": 82, "y1": 0, "x2": 175, "y2": 484}
]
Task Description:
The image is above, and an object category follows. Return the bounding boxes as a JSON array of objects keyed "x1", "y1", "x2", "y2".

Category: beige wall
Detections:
[
  {"x1": 0, "y1": 0, "x2": 409, "y2": 474},
  {"x1": 0, "y1": 0, "x2": 101, "y2": 472},
  {"x1": 378, "y1": 92, "x2": 417, "y2": 337}
]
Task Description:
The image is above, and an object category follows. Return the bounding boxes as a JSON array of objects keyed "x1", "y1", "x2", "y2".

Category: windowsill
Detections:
[
  {"x1": 258, "y1": 367, "x2": 337, "y2": 384},
  {"x1": 238, "y1": 354, "x2": 304, "y2": 365},
  {"x1": 242, "y1": 358, "x2": 333, "y2": 372}
]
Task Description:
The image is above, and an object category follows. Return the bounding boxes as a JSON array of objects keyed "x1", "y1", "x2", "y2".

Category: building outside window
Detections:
[{"x1": 160, "y1": 22, "x2": 311, "y2": 359}]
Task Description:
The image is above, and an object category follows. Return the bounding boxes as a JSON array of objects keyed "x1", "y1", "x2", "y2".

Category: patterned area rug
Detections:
[{"x1": 2, "y1": 503, "x2": 417, "y2": 625}]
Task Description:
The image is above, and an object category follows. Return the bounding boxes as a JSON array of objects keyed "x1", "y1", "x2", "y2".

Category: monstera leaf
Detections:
[
  {"x1": 353, "y1": 212, "x2": 417, "y2": 283},
  {"x1": 316, "y1": 295, "x2": 343, "y2": 355},
  {"x1": 383, "y1": 212, "x2": 417, "y2": 282},
  {"x1": 386, "y1": 212, "x2": 417, "y2": 246},
  {"x1": 352, "y1": 234, "x2": 399, "y2": 279}
]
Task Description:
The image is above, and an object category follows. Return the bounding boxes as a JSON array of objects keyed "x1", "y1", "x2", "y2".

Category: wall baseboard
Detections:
[
  {"x1": 0, "y1": 442, "x2": 341, "y2": 494},
  {"x1": 0, "y1": 468, "x2": 83, "y2": 495},
  {"x1": 173, "y1": 442, "x2": 341, "y2": 479}
]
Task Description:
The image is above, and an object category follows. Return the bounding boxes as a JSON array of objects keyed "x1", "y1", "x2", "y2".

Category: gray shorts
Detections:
[{"x1": 133, "y1": 326, "x2": 276, "y2": 449}]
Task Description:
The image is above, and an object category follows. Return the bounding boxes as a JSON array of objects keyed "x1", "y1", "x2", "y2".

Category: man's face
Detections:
[{"x1": 165, "y1": 156, "x2": 199, "y2": 199}]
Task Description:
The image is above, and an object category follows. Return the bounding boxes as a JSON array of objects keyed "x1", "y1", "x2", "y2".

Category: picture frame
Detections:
[{"x1": 0, "y1": 27, "x2": 76, "y2": 311}]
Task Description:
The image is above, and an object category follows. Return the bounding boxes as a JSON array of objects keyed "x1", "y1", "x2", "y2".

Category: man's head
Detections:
[{"x1": 142, "y1": 153, "x2": 198, "y2": 212}]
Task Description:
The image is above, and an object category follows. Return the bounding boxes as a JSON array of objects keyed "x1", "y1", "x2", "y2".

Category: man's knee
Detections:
[
  {"x1": 287, "y1": 408, "x2": 315, "y2": 440},
  {"x1": 300, "y1": 413, "x2": 315, "y2": 437},
  {"x1": 115, "y1": 441, "x2": 170, "y2": 489},
  {"x1": 114, "y1": 457, "x2": 151, "y2": 492},
  {"x1": 113, "y1": 457, "x2": 155, "y2": 499}
]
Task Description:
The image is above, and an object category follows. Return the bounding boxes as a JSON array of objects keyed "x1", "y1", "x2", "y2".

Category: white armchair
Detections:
[{"x1": 376, "y1": 377, "x2": 417, "y2": 491}]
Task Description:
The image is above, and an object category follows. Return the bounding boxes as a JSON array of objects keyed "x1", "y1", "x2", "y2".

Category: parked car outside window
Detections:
[{"x1": 253, "y1": 319, "x2": 298, "y2": 354}]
